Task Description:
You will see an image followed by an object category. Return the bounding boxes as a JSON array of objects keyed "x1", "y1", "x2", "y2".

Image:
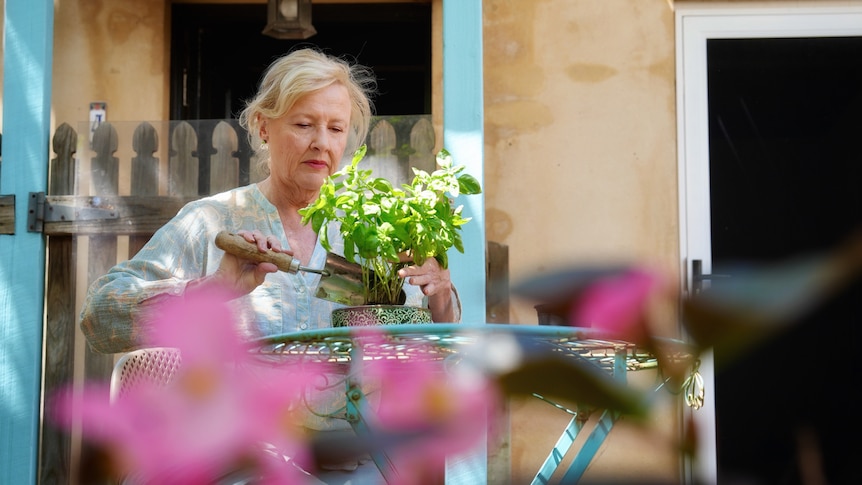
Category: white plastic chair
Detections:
[{"x1": 110, "y1": 347, "x2": 182, "y2": 401}]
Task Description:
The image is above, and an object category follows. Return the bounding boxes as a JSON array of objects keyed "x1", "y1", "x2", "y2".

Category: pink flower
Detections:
[
  {"x1": 571, "y1": 268, "x2": 665, "y2": 345},
  {"x1": 352, "y1": 329, "x2": 500, "y2": 484},
  {"x1": 145, "y1": 287, "x2": 252, "y2": 364},
  {"x1": 51, "y1": 290, "x2": 317, "y2": 484}
]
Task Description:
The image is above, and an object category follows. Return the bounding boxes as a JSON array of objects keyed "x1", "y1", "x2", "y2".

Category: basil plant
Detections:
[{"x1": 299, "y1": 145, "x2": 482, "y2": 305}]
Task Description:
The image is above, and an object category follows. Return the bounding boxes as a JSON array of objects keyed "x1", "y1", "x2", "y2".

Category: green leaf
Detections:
[
  {"x1": 351, "y1": 145, "x2": 367, "y2": 166},
  {"x1": 381, "y1": 245, "x2": 399, "y2": 263},
  {"x1": 310, "y1": 211, "x2": 326, "y2": 234},
  {"x1": 435, "y1": 251, "x2": 448, "y2": 270},
  {"x1": 452, "y1": 216, "x2": 471, "y2": 228},
  {"x1": 458, "y1": 174, "x2": 482, "y2": 195},
  {"x1": 319, "y1": 225, "x2": 332, "y2": 252},
  {"x1": 343, "y1": 236, "x2": 356, "y2": 262},
  {"x1": 453, "y1": 233, "x2": 464, "y2": 254},
  {"x1": 335, "y1": 193, "x2": 357, "y2": 206},
  {"x1": 371, "y1": 178, "x2": 394, "y2": 193},
  {"x1": 436, "y1": 148, "x2": 452, "y2": 169},
  {"x1": 378, "y1": 222, "x2": 395, "y2": 237},
  {"x1": 361, "y1": 203, "x2": 381, "y2": 216}
]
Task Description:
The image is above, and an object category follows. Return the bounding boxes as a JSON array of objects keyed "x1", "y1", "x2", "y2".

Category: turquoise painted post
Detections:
[
  {"x1": 443, "y1": 1, "x2": 485, "y2": 324},
  {"x1": 442, "y1": 1, "x2": 486, "y2": 484},
  {"x1": 0, "y1": 0, "x2": 54, "y2": 483}
]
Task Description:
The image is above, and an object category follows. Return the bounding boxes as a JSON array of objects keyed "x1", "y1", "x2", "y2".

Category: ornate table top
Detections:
[{"x1": 251, "y1": 323, "x2": 694, "y2": 375}]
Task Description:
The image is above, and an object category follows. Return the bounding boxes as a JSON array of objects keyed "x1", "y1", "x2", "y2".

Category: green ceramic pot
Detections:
[{"x1": 331, "y1": 305, "x2": 432, "y2": 327}]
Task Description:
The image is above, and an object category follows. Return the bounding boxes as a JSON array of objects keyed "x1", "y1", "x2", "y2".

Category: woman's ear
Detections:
[{"x1": 258, "y1": 115, "x2": 268, "y2": 142}]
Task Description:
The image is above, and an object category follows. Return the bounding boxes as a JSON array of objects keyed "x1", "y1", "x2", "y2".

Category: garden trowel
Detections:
[{"x1": 214, "y1": 231, "x2": 368, "y2": 306}]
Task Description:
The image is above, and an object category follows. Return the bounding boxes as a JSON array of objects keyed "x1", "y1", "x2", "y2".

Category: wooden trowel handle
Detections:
[{"x1": 214, "y1": 231, "x2": 301, "y2": 273}]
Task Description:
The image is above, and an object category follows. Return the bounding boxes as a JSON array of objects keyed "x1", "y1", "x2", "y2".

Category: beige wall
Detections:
[
  {"x1": 483, "y1": 0, "x2": 682, "y2": 481},
  {"x1": 484, "y1": 0, "x2": 680, "y2": 328},
  {"x1": 52, "y1": 0, "x2": 170, "y2": 126},
  {"x1": 45, "y1": 0, "x2": 684, "y2": 482}
]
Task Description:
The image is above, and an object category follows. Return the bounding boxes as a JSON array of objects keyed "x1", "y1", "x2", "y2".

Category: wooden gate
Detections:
[{"x1": 37, "y1": 115, "x2": 440, "y2": 483}]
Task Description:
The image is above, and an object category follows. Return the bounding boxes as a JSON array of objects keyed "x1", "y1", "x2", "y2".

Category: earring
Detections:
[{"x1": 260, "y1": 139, "x2": 268, "y2": 149}]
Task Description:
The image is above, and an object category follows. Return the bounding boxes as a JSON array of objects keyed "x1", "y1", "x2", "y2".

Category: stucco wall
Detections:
[
  {"x1": 482, "y1": 0, "x2": 682, "y2": 481},
  {"x1": 52, "y1": 0, "x2": 169, "y2": 127},
  {"x1": 484, "y1": 0, "x2": 680, "y2": 327}
]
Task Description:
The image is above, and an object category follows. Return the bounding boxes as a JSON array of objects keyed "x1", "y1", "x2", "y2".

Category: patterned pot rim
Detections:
[{"x1": 331, "y1": 305, "x2": 432, "y2": 327}]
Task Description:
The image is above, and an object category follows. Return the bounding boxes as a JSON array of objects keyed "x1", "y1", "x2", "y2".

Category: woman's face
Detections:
[{"x1": 260, "y1": 83, "x2": 352, "y2": 200}]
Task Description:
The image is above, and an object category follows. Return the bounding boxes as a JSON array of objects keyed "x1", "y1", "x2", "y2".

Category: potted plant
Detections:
[{"x1": 299, "y1": 145, "x2": 482, "y2": 325}]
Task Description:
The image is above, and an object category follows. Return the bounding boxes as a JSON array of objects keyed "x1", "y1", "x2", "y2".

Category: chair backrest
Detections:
[{"x1": 110, "y1": 347, "x2": 182, "y2": 401}]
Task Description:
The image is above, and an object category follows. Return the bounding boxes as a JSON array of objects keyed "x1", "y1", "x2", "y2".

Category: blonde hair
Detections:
[{"x1": 239, "y1": 48, "x2": 376, "y2": 175}]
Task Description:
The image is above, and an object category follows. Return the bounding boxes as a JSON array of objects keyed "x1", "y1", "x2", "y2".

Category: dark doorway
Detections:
[
  {"x1": 169, "y1": 3, "x2": 432, "y2": 120},
  {"x1": 708, "y1": 37, "x2": 862, "y2": 484}
]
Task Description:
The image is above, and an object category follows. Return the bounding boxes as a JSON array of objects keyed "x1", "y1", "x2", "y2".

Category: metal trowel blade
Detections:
[{"x1": 313, "y1": 253, "x2": 369, "y2": 306}]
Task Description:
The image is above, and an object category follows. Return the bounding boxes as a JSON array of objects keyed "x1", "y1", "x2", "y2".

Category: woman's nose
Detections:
[{"x1": 309, "y1": 127, "x2": 329, "y2": 151}]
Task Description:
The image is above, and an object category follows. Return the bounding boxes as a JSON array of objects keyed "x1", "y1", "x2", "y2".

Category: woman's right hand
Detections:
[{"x1": 193, "y1": 230, "x2": 293, "y2": 297}]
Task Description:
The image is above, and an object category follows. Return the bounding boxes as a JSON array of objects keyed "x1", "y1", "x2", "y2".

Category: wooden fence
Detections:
[{"x1": 37, "y1": 115, "x2": 441, "y2": 483}]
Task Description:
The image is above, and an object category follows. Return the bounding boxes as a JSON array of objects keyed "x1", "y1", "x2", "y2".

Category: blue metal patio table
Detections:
[{"x1": 251, "y1": 323, "x2": 695, "y2": 484}]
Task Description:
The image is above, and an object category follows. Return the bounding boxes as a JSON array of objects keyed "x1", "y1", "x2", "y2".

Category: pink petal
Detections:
[{"x1": 572, "y1": 268, "x2": 663, "y2": 343}]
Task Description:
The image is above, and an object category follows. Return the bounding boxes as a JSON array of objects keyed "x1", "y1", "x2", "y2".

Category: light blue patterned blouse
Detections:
[{"x1": 80, "y1": 184, "x2": 455, "y2": 354}]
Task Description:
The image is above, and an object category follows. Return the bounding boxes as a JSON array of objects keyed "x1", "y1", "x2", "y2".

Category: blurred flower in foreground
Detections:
[
  {"x1": 51, "y1": 289, "x2": 317, "y2": 484},
  {"x1": 509, "y1": 233, "x2": 862, "y2": 475},
  {"x1": 572, "y1": 267, "x2": 666, "y2": 346},
  {"x1": 682, "y1": 233, "x2": 862, "y2": 359},
  {"x1": 351, "y1": 328, "x2": 501, "y2": 485},
  {"x1": 511, "y1": 233, "x2": 862, "y2": 374},
  {"x1": 569, "y1": 267, "x2": 695, "y2": 386}
]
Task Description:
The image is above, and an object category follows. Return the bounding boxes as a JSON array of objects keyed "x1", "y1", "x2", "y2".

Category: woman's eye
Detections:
[{"x1": 297, "y1": 123, "x2": 311, "y2": 128}]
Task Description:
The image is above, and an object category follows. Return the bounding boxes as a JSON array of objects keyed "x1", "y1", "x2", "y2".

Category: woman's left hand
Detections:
[
  {"x1": 398, "y1": 258, "x2": 456, "y2": 322},
  {"x1": 398, "y1": 257, "x2": 451, "y2": 297}
]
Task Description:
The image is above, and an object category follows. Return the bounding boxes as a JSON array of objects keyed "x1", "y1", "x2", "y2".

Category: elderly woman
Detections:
[
  {"x1": 80, "y1": 48, "x2": 459, "y2": 353},
  {"x1": 79, "y1": 48, "x2": 460, "y2": 484}
]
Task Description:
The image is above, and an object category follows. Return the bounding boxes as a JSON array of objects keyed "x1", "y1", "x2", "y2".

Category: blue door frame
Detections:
[
  {"x1": 0, "y1": 0, "x2": 54, "y2": 484},
  {"x1": 443, "y1": 1, "x2": 485, "y2": 482}
]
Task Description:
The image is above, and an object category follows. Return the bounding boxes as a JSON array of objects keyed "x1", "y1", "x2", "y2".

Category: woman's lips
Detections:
[{"x1": 304, "y1": 160, "x2": 328, "y2": 170}]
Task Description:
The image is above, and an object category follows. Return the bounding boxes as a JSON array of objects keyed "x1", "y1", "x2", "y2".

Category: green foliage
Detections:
[{"x1": 299, "y1": 145, "x2": 482, "y2": 305}]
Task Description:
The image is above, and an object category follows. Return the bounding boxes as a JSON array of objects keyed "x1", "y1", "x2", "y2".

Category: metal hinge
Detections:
[{"x1": 27, "y1": 192, "x2": 118, "y2": 233}]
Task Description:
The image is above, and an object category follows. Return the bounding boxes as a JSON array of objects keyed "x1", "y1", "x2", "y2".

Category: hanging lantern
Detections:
[{"x1": 262, "y1": 0, "x2": 316, "y2": 39}]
